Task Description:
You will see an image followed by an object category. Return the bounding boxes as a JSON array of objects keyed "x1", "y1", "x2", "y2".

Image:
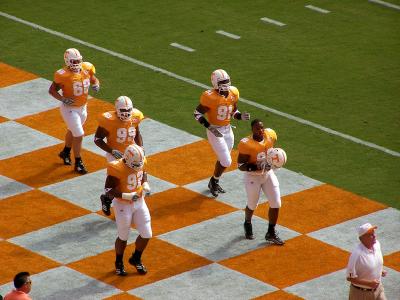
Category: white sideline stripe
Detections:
[
  {"x1": 369, "y1": 0, "x2": 400, "y2": 10},
  {"x1": 170, "y1": 43, "x2": 195, "y2": 52},
  {"x1": 216, "y1": 30, "x2": 241, "y2": 40},
  {"x1": 1, "y1": 11, "x2": 399, "y2": 157},
  {"x1": 260, "y1": 17, "x2": 286, "y2": 27},
  {"x1": 305, "y1": 5, "x2": 331, "y2": 14}
]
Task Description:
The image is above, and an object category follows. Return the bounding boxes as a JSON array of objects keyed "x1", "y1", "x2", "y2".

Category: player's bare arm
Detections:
[
  {"x1": 134, "y1": 127, "x2": 143, "y2": 147},
  {"x1": 94, "y1": 126, "x2": 113, "y2": 153},
  {"x1": 105, "y1": 175, "x2": 122, "y2": 199},
  {"x1": 49, "y1": 81, "x2": 74, "y2": 105},
  {"x1": 90, "y1": 74, "x2": 100, "y2": 92}
]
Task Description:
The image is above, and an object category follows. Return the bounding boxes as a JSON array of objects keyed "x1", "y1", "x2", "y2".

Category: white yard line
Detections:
[
  {"x1": 216, "y1": 30, "x2": 241, "y2": 40},
  {"x1": 305, "y1": 5, "x2": 331, "y2": 14},
  {"x1": 260, "y1": 17, "x2": 286, "y2": 27},
  {"x1": 1, "y1": 11, "x2": 399, "y2": 157},
  {"x1": 170, "y1": 43, "x2": 195, "y2": 52},
  {"x1": 369, "y1": 0, "x2": 400, "y2": 10}
]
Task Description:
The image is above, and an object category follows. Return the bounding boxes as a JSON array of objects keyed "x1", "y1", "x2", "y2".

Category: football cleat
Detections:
[
  {"x1": 208, "y1": 177, "x2": 219, "y2": 197},
  {"x1": 74, "y1": 160, "x2": 88, "y2": 174},
  {"x1": 58, "y1": 151, "x2": 72, "y2": 165},
  {"x1": 215, "y1": 182, "x2": 226, "y2": 194},
  {"x1": 115, "y1": 262, "x2": 127, "y2": 276},
  {"x1": 244, "y1": 222, "x2": 254, "y2": 240},
  {"x1": 128, "y1": 256, "x2": 147, "y2": 275},
  {"x1": 265, "y1": 231, "x2": 285, "y2": 246},
  {"x1": 100, "y1": 194, "x2": 112, "y2": 216}
]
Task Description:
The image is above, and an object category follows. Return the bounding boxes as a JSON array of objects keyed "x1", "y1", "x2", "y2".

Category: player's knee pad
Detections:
[
  {"x1": 269, "y1": 198, "x2": 282, "y2": 209},
  {"x1": 220, "y1": 156, "x2": 232, "y2": 168},
  {"x1": 138, "y1": 225, "x2": 152, "y2": 239}
]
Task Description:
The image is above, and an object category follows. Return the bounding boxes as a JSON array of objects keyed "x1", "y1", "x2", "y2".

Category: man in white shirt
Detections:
[{"x1": 346, "y1": 223, "x2": 387, "y2": 300}]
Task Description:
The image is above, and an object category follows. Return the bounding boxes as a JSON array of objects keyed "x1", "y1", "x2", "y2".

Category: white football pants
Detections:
[
  {"x1": 206, "y1": 125, "x2": 234, "y2": 168},
  {"x1": 60, "y1": 103, "x2": 87, "y2": 137},
  {"x1": 244, "y1": 170, "x2": 281, "y2": 210},
  {"x1": 113, "y1": 197, "x2": 152, "y2": 241}
]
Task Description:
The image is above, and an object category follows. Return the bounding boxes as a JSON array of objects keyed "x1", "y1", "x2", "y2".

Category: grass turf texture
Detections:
[{"x1": 1, "y1": 0, "x2": 399, "y2": 208}]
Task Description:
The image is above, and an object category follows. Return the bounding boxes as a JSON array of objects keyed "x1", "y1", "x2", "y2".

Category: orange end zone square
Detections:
[
  {"x1": 220, "y1": 235, "x2": 349, "y2": 289},
  {"x1": 0, "y1": 241, "x2": 59, "y2": 285},
  {"x1": 252, "y1": 290, "x2": 304, "y2": 300},
  {"x1": 0, "y1": 62, "x2": 38, "y2": 88},
  {"x1": 0, "y1": 116, "x2": 9, "y2": 123},
  {"x1": 68, "y1": 237, "x2": 211, "y2": 291},
  {"x1": 0, "y1": 190, "x2": 90, "y2": 239},
  {"x1": 0, "y1": 144, "x2": 107, "y2": 188},
  {"x1": 16, "y1": 107, "x2": 68, "y2": 140},
  {"x1": 16, "y1": 98, "x2": 114, "y2": 140},
  {"x1": 254, "y1": 184, "x2": 387, "y2": 234},
  {"x1": 146, "y1": 140, "x2": 238, "y2": 186},
  {"x1": 147, "y1": 187, "x2": 237, "y2": 236},
  {"x1": 103, "y1": 293, "x2": 142, "y2": 300},
  {"x1": 85, "y1": 97, "x2": 115, "y2": 134},
  {"x1": 384, "y1": 251, "x2": 400, "y2": 272}
]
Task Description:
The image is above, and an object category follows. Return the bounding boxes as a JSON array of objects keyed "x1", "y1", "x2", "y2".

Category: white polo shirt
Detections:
[{"x1": 346, "y1": 240, "x2": 383, "y2": 289}]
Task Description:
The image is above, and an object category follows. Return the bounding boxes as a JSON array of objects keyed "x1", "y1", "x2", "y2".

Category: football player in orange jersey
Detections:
[
  {"x1": 237, "y1": 119, "x2": 284, "y2": 245},
  {"x1": 104, "y1": 144, "x2": 152, "y2": 276},
  {"x1": 49, "y1": 48, "x2": 100, "y2": 174},
  {"x1": 194, "y1": 69, "x2": 250, "y2": 197},
  {"x1": 94, "y1": 96, "x2": 144, "y2": 216}
]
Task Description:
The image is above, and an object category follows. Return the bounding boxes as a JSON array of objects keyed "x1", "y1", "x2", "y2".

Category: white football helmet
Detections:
[
  {"x1": 115, "y1": 96, "x2": 133, "y2": 121},
  {"x1": 211, "y1": 69, "x2": 231, "y2": 93},
  {"x1": 64, "y1": 48, "x2": 82, "y2": 72},
  {"x1": 123, "y1": 144, "x2": 144, "y2": 171},
  {"x1": 266, "y1": 148, "x2": 287, "y2": 168}
]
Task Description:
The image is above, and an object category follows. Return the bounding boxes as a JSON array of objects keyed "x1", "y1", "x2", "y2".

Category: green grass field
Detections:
[{"x1": 1, "y1": 0, "x2": 399, "y2": 208}]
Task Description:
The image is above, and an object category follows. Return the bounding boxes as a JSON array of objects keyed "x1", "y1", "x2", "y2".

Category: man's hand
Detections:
[
  {"x1": 111, "y1": 149, "x2": 123, "y2": 159},
  {"x1": 382, "y1": 270, "x2": 387, "y2": 277},
  {"x1": 258, "y1": 160, "x2": 271, "y2": 173},
  {"x1": 241, "y1": 112, "x2": 250, "y2": 121},
  {"x1": 92, "y1": 84, "x2": 100, "y2": 92},
  {"x1": 61, "y1": 97, "x2": 74, "y2": 105},
  {"x1": 208, "y1": 125, "x2": 223, "y2": 137},
  {"x1": 369, "y1": 279, "x2": 380, "y2": 289},
  {"x1": 143, "y1": 182, "x2": 151, "y2": 196}
]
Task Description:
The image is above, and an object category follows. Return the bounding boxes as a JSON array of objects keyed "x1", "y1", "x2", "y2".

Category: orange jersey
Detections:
[
  {"x1": 53, "y1": 62, "x2": 96, "y2": 107},
  {"x1": 107, "y1": 159, "x2": 147, "y2": 202},
  {"x1": 238, "y1": 129, "x2": 276, "y2": 174},
  {"x1": 98, "y1": 109, "x2": 144, "y2": 153},
  {"x1": 200, "y1": 86, "x2": 239, "y2": 126}
]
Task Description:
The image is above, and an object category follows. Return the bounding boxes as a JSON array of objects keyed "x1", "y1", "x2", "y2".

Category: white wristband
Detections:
[{"x1": 122, "y1": 192, "x2": 135, "y2": 200}]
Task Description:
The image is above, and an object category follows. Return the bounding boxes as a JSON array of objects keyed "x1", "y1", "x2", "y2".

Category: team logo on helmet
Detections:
[
  {"x1": 123, "y1": 144, "x2": 144, "y2": 170},
  {"x1": 64, "y1": 48, "x2": 82, "y2": 73},
  {"x1": 115, "y1": 96, "x2": 133, "y2": 121},
  {"x1": 266, "y1": 148, "x2": 287, "y2": 168},
  {"x1": 211, "y1": 69, "x2": 231, "y2": 93}
]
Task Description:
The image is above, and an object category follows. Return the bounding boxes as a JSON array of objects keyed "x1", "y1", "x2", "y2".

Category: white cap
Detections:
[{"x1": 358, "y1": 223, "x2": 377, "y2": 237}]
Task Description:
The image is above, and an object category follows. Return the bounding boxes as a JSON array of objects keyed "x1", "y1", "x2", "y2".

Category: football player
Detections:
[
  {"x1": 104, "y1": 144, "x2": 152, "y2": 276},
  {"x1": 94, "y1": 96, "x2": 144, "y2": 216},
  {"x1": 194, "y1": 69, "x2": 250, "y2": 197},
  {"x1": 49, "y1": 48, "x2": 100, "y2": 174},
  {"x1": 237, "y1": 119, "x2": 284, "y2": 245}
]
